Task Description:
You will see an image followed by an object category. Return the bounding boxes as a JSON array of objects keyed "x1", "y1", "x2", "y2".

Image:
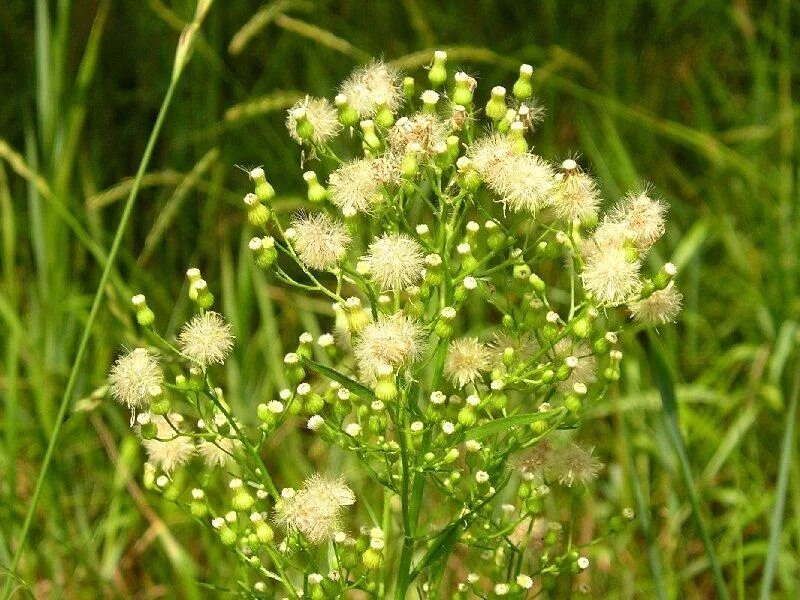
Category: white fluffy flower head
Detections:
[
  {"x1": 388, "y1": 113, "x2": 449, "y2": 156},
  {"x1": 339, "y1": 60, "x2": 402, "y2": 117},
  {"x1": 290, "y1": 212, "x2": 351, "y2": 270},
  {"x1": 286, "y1": 96, "x2": 342, "y2": 145},
  {"x1": 328, "y1": 158, "x2": 398, "y2": 217},
  {"x1": 444, "y1": 337, "x2": 492, "y2": 388},
  {"x1": 628, "y1": 284, "x2": 683, "y2": 324},
  {"x1": 273, "y1": 474, "x2": 355, "y2": 544},
  {"x1": 109, "y1": 348, "x2": 163, "y2": 410},
  {"x1": 353, "y1": 313, "x2": 426, "y2": 381},
  {"x1": 469, "y1": 133, "x2": 556, "y2": 214},
  {"x1": 142, "y1": 415, "x2": 195, "y2": 473},
  {"x1": 178, "y1": 311, "x2": 235, "y2": 367},
  {"x1": 198, "y1": 436, "x2": 242, "y2": 468},
  {"x1": 553, "y1": 161, "x2": 601, "y2": 222},
  {"x1": 610, "y1": 189, "x2": 666, "y2": 250},
  {"x1": 364, "y1": 232, "x2": 425, "y2": 291}
]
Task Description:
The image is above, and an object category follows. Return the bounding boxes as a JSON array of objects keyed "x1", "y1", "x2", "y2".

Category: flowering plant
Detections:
[{"x1": 108, "y1": 50, "x2": 681, "y2": 598}]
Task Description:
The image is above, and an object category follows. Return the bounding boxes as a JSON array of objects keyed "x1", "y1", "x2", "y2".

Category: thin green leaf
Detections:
[{"x1": 303, "y1": 358, "x2": 377, "y2": 401}]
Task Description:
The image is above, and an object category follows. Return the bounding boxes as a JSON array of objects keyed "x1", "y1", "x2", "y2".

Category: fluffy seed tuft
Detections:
[
  {"x1": 286, "y1": 96, "x2": 342, "y2": 145},
  {"x1": 178, "y1": 312, "x2": 235, "y2": 367},
  {"x1": 328, "y1": 158, "x2": 398, "y2": 217},
  {"x1": 142, "y1": 415, "x2": 195, "y2": 473},
  {"x1": 109, "y1": 348, "x2": 163, "y2": 410},
  {"x1": 444, "y1": 337, "x2": 492, "y2": 388},
  {"x1": 290, "y1": 212, "x2": 352, "y2": 270},
  {"x1": 628, "y1": 284, "x2": 683, "y2": 324},
  {"x1": 339, "y1": 61, "x2": 402, "y2": 117},
  {"x1": 364, "y1": 232, "x2": 425, "y2": 291},
  {"x1": 353, "y1": 313, "x2": 426, "y2": 381},
  {"x1": 273, "y1": 474, "x2": 355, "y2": 544},
  {"x1": 469, "y1": 134, "x2": 556, "y2": 214}
]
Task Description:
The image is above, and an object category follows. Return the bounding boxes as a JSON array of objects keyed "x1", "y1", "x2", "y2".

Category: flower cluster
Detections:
[{"x1": 106, "y1": 51, "x2": 679, "y2": 598}]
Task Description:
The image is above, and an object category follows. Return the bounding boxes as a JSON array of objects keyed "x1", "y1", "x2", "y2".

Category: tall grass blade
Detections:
[
  {"x1": 648, "y1": 332, "x2": 730, "y2": 600},
  {"x1": 0, "y1": 3, "x2": 215, "y2": 596},
  {"x1": 759, "y1": 367, "x2": 799, "y2": 599}
]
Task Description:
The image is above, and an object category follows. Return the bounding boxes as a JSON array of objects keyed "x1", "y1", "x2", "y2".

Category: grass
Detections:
[{"x1": 0, "y1": 0, "x2": 798, "y2": 597}]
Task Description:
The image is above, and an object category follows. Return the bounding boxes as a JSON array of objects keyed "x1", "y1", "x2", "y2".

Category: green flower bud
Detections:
[
  {"x1": 565, "y1": 395, "x2": 582, "y2": 413},
  {"x1": 190, "y1": 500, "x2": 207, "y2": 518},
  {"x1": 303, "y1": 171, "x2": 327, "y2": 203},
  {"x1": 512, "y1": 64, "x2": 534, "y2": 100},
  {"x1": 513, "y1": 263, "x2": 532, "y2": 280},
  {"x1": 485, "y1": 86, "x2": 507, "y2": 122},
  {"x1": 375, "y1": 98, "x2": 395, "y2": 128},
  {"x1": 528, "y1": 273, "x2": 546, "y2": 294},
  {"x1": 452, "y1": 71, "x2": 474, "y2": 106},
  {"x1": 489, "y1": 392, "x2": 507, "y2": 410},
  {"x1": 509, "y1": 121, "x2": 527, "y2": 154},
  {"x1": 291, "y1": 107, "x2": 314, "y2": 141},
  {"x1": 131, "y1": 294, "x2": 155, "y2": 327},
  {"x1": 188, "y1": 278, "x2": 214, "y2": 309},
  {"x1": 457, "y1": 406, "x2": 477, "y2": 427},
  {"x1": 375, "y1": 366, "x2": 398, "y2": 402},
  {"x1": 443, "y1": 448, "x2": 460, "y2": 463},
  {"x1": 249, "y1": 167, "x2": 275, "y2": 203},
  {"x1": 304, "y1": 393, "x2": 325, "y2": 414},
  {"x1": 571, "y1": 316, "x2": 592, "y2": 339},
  {"x1": 335, "y1": 94, "x2": 358, "y2": 127},
  {"x1": 654, "y1": 262, "x2": 677, "y2": 290},
  {"x1": 254, "y1": 520, "x2": 274, "y2": 544},
  {"x1": 360, "y1": 119, "x2": 382, "y2": 152},
  {"x1": 149, "y1": 390, "x2": 171, "y2": 416},
  {"x1": 249, "y1": 236, "x2": 277, "y2": 269},
  {"x1": 140, "y1": 420, "x2": 158, "y2": 440},
  {"x1": 518, "y1": 481, "x2": 532, "y2": 499},
  {"x1": 456, "y1": 157, "x2": 481, "y2": 192},
  {"x1": 429, "y1": 50, "x2": 448, "y2": 88},
  {"x1": 401, "y1": 149, "x2": 420, "y2": 180},
  {"x1": 403, "y1": 76, "x2": 416, "y2": 102},
  {"x1": 421, "y1": 89, "x2": 440, "y2": 114},
  {"x1": 219, "y1": 525, "x2": 237, "y2": 546}
]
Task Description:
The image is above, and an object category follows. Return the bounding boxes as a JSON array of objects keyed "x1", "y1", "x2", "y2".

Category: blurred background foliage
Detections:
[{"x1": 0, "y1": 0, "x2": 798, "y2": 597}]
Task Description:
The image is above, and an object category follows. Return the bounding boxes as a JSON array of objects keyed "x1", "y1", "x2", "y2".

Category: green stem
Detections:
[{"x1": 1, "y1": 7, "x2": 211, "y2": 595}]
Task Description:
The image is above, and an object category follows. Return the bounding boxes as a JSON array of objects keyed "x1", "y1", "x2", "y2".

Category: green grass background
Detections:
[{"x1": 0, "y1": 0, "x2": 798, "y2": 597}]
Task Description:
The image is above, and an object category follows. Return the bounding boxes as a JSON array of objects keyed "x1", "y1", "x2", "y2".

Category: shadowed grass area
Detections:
[{"x1": 0, "y1": 0, "x2": 797, "y2": 597}]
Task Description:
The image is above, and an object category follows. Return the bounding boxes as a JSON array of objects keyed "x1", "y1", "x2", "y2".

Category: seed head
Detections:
[
  {"x1": 353, "y1": 313, "x2": 426, "y2": 381},
  {"x1": 273, "y1": 474, "x2": 355, "y2": 544},
  {"x1": 388, "y1": 113, "x2": 449, "y2": 156},
  {"x1": 364, "y1": 232, "x2": 425, "y2": 291},
  {"x1": 469, "y1": 133, "x2": 555, "y2": 214},
  {"x1": 198, "y1": 436, "x2": 242, "y2": 468},
  {"x1": 549, "y1": 443, "x2": 603, "y2": 487},
  {"x1": 628, "y1": 284, "x2": 683, "y2": 324},
  {"x1": 328, "y1": 158, "x2": 398, "y2": 217},
  {"x1": 142, "y1": 415, "x2": 195, "y2": 473},
  {"x1": 109, "y1": 348, "x2": 163, "y2": 410},
  {"x1": 609, "y1": 189, "x2": 666, "y2": 250},
  {"x1": 444, "y1": 337, "x2": 492, "y2": 388},
  {"x1": 580, "y1": 243, "x2": 641, "y2": 306},
  {"x1": 339, "y1": 60, "x2": 402, "y2": 117},
  {"x1": 290, "y1": 212, "x2": 351, "y2": 270},
  {"x1": 552, "y1": 163, "x2": 601, "y2": 222},
  {"x1": 286, "y1": 96, "x2": 342, "y2": 145},
  {"x1": 178, "y1": 311, "x2": 235, "y2": 367}
]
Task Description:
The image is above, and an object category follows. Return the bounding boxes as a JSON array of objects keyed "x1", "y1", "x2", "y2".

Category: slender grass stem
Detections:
[
  {"x1": 758, "y1": 367, "x2": 800, "y2": 600},
  {"x1": 648, "y1": 332, "x2": 729, "y2": 600},
  {"x1": 0, "y1": 5, "x2": 213, "y2": 595}
]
